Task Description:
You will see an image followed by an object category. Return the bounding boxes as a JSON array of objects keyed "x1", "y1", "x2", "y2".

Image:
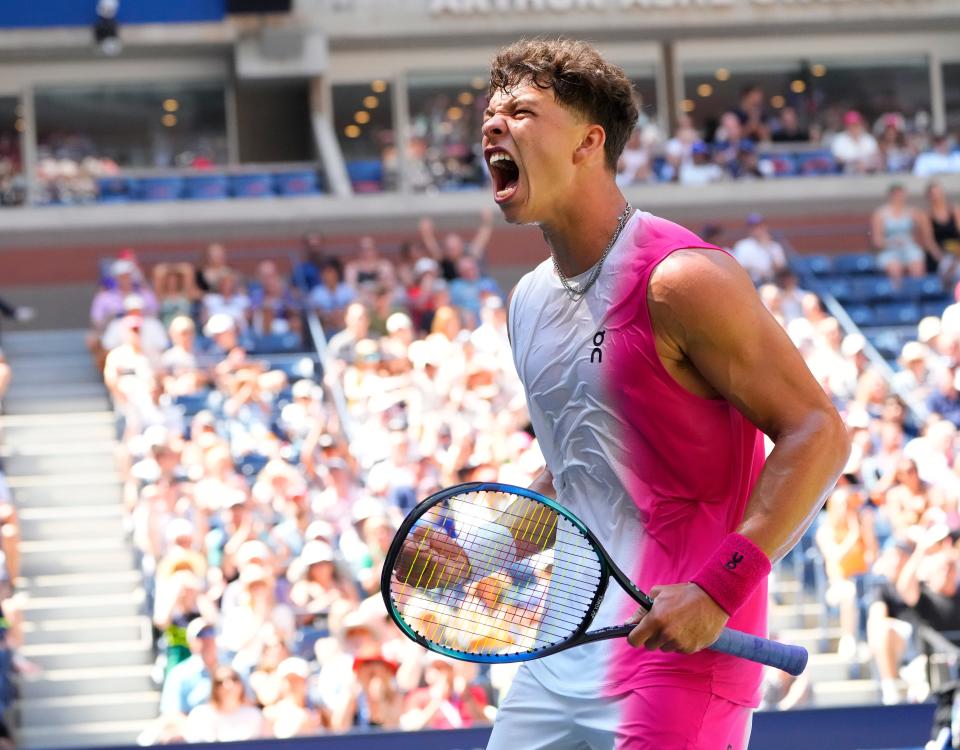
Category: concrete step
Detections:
[
  {"x1": 3, "y1": 396, "x2": 110, "y2": 415},
  {"x1": 3, "y1": 451, "x2": 116, "y2": 476},
  {"x1": 769, "y1": 579, "x2": 809, "y2": 606},
  {"x1": 19, "y1": 514, "x2": 126, "y2": 541},
  {"x1": 9, "y1": 484, "x2": 122, "y2": 508},
  {"x1": 20, "y1": 663, "x2": 156, "y2": 699},
  {"x1": 19, "y1": 590, "x2": 145, "y2": 620},
  {"x1": 1, "y1": 328, "x2": 87, "y2": 347},
  {"x1": 18, "y1": 692, "x2": 159, "y2": 727},
  {"x1": 17, "y1": 570, "x2": 142, "y2": 598},
  {"x1": 5, "y1": 382, "x2": 106, "y2": 401},
  {"x1": 812, "y1": 678, "x2": 880, "y2": 707},
  {"x1": 0, "y1": 359, "x2": 100, "y2": 385},
  {"x1": 22, "y1": 615, "x2": 150, "y2": 646},
  {"x1": 769, "y1": 602, "x2": 828, "y2": 631},
  {"x1": 777, "y1": 626, "x2": 841, "y2": 653},
  {"x1": 0, "y1": 412, "x2": 114, "y2": 428},
  {"x1": 20, "y1": 639, "x2": 153, "y2": 671},
  {"x1": 0, "y1": 421, "x2": 116, "y2": 443},
  {"x1": 805, "y1": 651, "x2": 868, "y2": 683},
  {"x1": 18, "y1": 718, "x2": 150, "y2": 748},
  {"x1": 20, "y1": 545, "x2": 135, "y2": 576}
]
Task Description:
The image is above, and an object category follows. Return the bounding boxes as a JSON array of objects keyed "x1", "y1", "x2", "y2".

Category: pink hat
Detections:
[{"x1": 843, "y1": 110, "x2": 863, "y2": 127}]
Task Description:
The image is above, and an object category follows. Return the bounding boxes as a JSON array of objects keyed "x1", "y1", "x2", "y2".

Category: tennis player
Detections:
[{"x1": 469, "y1": 39, "x2": 850, "y2": 749}]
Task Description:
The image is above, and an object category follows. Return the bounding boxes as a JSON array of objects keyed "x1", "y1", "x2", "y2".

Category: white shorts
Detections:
[{"x1": 487, "y1": 664, "x2": 753, "y2": 750}]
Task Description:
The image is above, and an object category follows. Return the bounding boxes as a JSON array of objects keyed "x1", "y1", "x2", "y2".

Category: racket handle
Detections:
[{"x1": 711, "y1": 628, "x2": 808, "y2": 676}]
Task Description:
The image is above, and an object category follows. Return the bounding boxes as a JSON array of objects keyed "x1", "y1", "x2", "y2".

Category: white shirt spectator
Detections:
[
  {"x1": 204, "y1": 292, "x2": 251, "y2": 332},
  {"x1": 679, "y1": 161, "x2": 723, "y2": 186},
  {"x1": 733, "y1": 236, "x2": 787, "y2": 284},
  {"x1": 830, "y1": 131, "x2": 879, "y2": 172},
  {"x1": 309, "y1": 282, "x2": 356, "y2": 313},
  {"x1": 102, "y1": 316, "x2": 169, "y2": 362},
  {"x1": 913, "y1": 150, "x2": 960, "y2": 178},
  {"x1": 185, "y1": 704, "x2": 264, "y2": 742}
]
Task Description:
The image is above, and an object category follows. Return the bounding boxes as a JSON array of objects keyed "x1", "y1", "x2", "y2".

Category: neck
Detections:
[{"x1": 541, "y1": 179, "x2": 629, "y2": 277}]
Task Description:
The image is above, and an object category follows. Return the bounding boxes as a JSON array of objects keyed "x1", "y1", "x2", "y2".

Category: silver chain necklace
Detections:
[{"x1": 552, "y1": 203, "x2": 633, "y2": 301}]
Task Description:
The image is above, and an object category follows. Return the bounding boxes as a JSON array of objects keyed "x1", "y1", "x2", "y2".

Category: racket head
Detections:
[{"x1": 381, "y1": 481, "x2": 611, "y2": 664}]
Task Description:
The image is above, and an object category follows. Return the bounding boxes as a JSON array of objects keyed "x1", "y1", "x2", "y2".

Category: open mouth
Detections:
[{"x1": 489, "y1": 151, "x2": 521, "y2": 203}]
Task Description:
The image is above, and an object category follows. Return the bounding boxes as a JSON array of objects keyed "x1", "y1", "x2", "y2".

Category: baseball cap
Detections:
[
  {"x1": 841, "y1": 333, "x2": 866, "y2": 358},
  {"x1": 112, "y1": 259, "x2": 136, "y2": 277},
  {"x1": 277, "y1": 657, "x2": 311, "y2": 680},
  {"x1": 353, "y1": 647, "x2": 399, "y2": 674},
  {"x1": 300, "y1": 540, "x2": 335, "y2": 566},
  {"x1": 386, "y1": 312, "x2": 413, "y2": 334},
  {"x1": 843, "y1": 110, "x2": 864, "y2": 127},
  {"x1": 746, "y1": 213, "x2": 766, "y2": 227},
  {"x1": 291, "y1": 379, "x2": 321, "y2": 400},
  {"x1": 900, "y1": 341, "x2": 929, "y2": 364},
  {"x1": 186, "y1": 617, "x2": 216, "y2": 641},
  {"x1": 304, "y1": 520, "x2": 336, "y2": 543},
  {"x1": 918, "y1": 316, "x2": 943, "y2": 343},
  {"x1": 413, "y1": 258, "x2": 439, "y2": 277},
  {"x1": 203, "y1": 313, "x2": 235, "y2": 337},
  {"x1": 691, "y1": 141, "x2": 709, "y2": 156},
  {"x1": 123, "y1": 294, "x2": 145, "y2": 312},
  {"x1": 165, "y1": 518, "x2": 195, "y2": 544}
]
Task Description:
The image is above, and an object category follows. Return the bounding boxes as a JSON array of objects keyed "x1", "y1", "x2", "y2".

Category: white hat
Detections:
[
  {"x1": 900, "y1": 341, "x2": 929, "y2": 364},
  {"x1": 841, "y1": 333, "x2": 866, "y2": 358},
  {"x1": 305, "y1": 520, "x2": 336, "y2": 543},
  {"x1": 291, "y1": 379, "x2": 321, "y2": 401},
  {"x1": 300, "y1": 540, "x2": 335, "y2": 566},
  {"x1": 277, "y1": 657, "x2": 311, "y2": 680},
  {"x1": 165, "y1": 518, "x2": 195, "y2": 543},
  {"x1": 413, "y1": 258, "x2": 439, "y2": 277},
  {"x1": 386, "y1": 312, "x2": 413, "y2": 334},
  {"x1": 918, "y1": 316, "x2": 943, "y2": 343},
  {"x1": 204, "y1": 313, "x2": 235, "y2": 337},
  {"x1": 112, "y1": 259, "x2": 136, "y2": 277},
  {"x1": 123, "y1": 294, "x2": 145, "y2": 311}
]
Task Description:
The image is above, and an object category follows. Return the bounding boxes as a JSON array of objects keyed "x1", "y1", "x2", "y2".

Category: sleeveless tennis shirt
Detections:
[{"x1": 508, "y1": 210, "x2": 767, "y2": 706}]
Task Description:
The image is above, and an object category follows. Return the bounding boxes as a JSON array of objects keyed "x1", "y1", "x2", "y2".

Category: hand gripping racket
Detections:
[{"x1": 381, "y1": 481, "x2": 807, "y2": 676}]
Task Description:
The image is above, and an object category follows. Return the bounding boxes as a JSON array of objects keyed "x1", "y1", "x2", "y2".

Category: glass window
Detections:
[
  {"x1": 945, "y1": 62, "x2": 960, "y2": 135},
  {"x1": 0, "y1": 97, "x2": 24, "y2": 206},
  {"x1": 333, "y1": 82, "x2": 394, "y2": 192},
  {"x1": 35, "y1": 81, "x2": 228, "y2": 168},
  {"x1": 407, "y1": 73, "x2": 488, "y2": 193},
  {"x1": 681, "y1": 57, "x2": 930, "y2": 145}
]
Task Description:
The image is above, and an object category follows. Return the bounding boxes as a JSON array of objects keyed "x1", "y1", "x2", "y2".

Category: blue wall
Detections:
[{"x1": 2, "y1": 1, "x2": 225, "y2": 29}]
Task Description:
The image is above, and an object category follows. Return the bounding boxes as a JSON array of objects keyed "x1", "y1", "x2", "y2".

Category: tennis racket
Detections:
[{"x1": 381, "y1": 481, "x2": 807, "y2": 676}]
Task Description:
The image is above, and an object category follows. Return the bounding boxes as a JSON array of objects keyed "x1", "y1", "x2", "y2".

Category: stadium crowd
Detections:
[{"x1": 77, "y1": 195, "x2": 960, "y2": 741}]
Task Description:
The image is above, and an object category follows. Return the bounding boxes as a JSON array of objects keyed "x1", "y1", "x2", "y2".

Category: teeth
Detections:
[{"x1": 489, "y1": 152, "x2": 514, "y2": 166}]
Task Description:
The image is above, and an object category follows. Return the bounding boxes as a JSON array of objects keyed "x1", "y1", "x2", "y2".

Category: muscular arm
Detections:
[{"x1": 629, "y1": 249, "x2": 849, "y2": 653}]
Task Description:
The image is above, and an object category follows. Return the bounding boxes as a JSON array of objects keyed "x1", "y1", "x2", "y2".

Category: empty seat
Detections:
[
  {"x1": 818, "y1": 278, "x2": 851, "y2": 301},
  {"x1": 872, "y1": 302, "x2": 921, "y2": 326},
  {"x1": 850, "y1": 276, "x2": 894, "y2": 302},
  {"x1": 250, "y1": 332, "x2": 303, "y2": 354},
  {"x1": 761, "y1": 153, "x2": 797, "y2": 177},
  {"x1": 137, "y1": 176, "x2": 184, "y2": 201},
  {"x1": 97, "y1": 177, "x2": 133, "y2": 203},
  {"x1": 230, "y1": 173, "x2": 275, "y2": 198},
  {"x1": 172, "y1": 392, "x2": 211, "y2": 418},
  {"x1": 274, "y1": 170, "x2": 321, "y2": 196},
  {"x1": 845, "y1": 305, "x2": 873, "y2": 326},
  {"x1": 236, "y1": 453, "x2": 270, "y2": 481},
  {"x1": 183, "y1": 174, "x2": 229, "y2": 200},
  {"x1": 832, "y1": 254, "x2": 878, "y2": 275},
  {"x1": 795, "y1": 151, "x2": 840, "y2": 176},
  {"x1": 899, "y1": 275, "x2": 948, "y2": 300},
  {"x1": 793, "y1": 255, "x2": 832, "y2": 276}
]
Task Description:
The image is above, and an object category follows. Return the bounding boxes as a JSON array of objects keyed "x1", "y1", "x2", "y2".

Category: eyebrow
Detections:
[{"x1": 483, "y1": 97, "x2": 537, "y2": 119}]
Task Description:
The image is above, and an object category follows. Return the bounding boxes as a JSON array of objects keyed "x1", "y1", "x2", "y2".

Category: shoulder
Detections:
[{"x1": 649, "y1": 247, "x2": 748, "y2": 303}]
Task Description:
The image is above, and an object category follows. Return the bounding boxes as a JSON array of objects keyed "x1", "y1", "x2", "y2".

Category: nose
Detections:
[{"x1": 482, "y1": 114, "x2": 505, "y2": 140}]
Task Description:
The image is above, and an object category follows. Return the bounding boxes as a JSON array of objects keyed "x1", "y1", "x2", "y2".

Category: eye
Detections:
[{"x1": 513, "y1": 109, "x2": 532, "y2": 118}]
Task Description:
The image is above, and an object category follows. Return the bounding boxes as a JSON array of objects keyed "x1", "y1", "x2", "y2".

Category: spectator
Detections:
[
  {"x1": 152, "y1": 262, "x2": 199, "y2": 329},
  {"x1": 103, "y1": 317, "x2": 160, "y2": 436},
  {"x1": 326, "y1": 303, "x2": 371, "y2": 368},
  {"x1": 309, "y1": 259, "x2": 356, "y2": 333},
  {"x1": 831, "y1": 110, "x2": 880, "y2": 174},
  {"x1": 418, "y1": 210, "x2": 494, "y2": 281},
  {"x1": 678, "y1": 142, "x2": 723, "y2": 186},
  {"x1": 664, "y1": 114, "x2": 700, "y2": 180},
  {"x1": 332, "y1": 648, "x2": 403, "y2": 730},
  {"x1": 816, "y1": 487, "x2": 877, "y2": 658},
  {"x1": 913, "y1": 134, "x2": 960, "y2": 179},
  {"x1": 893, "y1": 341, "x2": 935, "y2": 405},
  {"x1": 713, "y1": 111, "x2": 754, "y2": 178},
  {"x1": 263, "y1": 657, "x2": 326, "y2": 738},
  {"x1": 399, "y1": 654, "x2": 489, "y2": 730},
  {"x1": 184, "y1": 666, "x2": 266, "y2": 742},
  {"x1": 866, "y1": 541, "x2": 916, "y2": 704},
  {"x1": 161, "y1": 316, "x2": 206, "y2": 397},
  {"x1": 101, "y1": 294, "x2": 169, "y2": 362},
  {"x1": 202, "y1": 272, "x2": 251, "y2": 333},
  {"x1": 733, "y1": 214, "x2": 788, "y2": 284},
  {"x1": 449, "y1": 256, "x2": 502, "y2": 326},
  {"x1": 195, "y1": 243, "x2": 234, "y2": 294},
  {"x1": 771, "y1": 106, "x2": 809, "y2": 143},
  {"x1": 895, "y1": 523, "x2": 960, "y2": 641},
  {"x1": 292, "y1": 232, "x2": 327, "y2": 291},
  {"x1": 249, "y1": 260, "x2": 302, "y2": 338},
  {"x1": 921, "y1": 180, "x2": 960, "y2": 280},
  {"x1": 157, "y1": 618, "x2": 221, "y2": 738},
  {"x1": 870, "y1": 184, "x2": 935, "y2": 286},
  {"x1": 877, "y1": 115, "x2": 916, "y2": 174},
  {"x1": 616, "y1": 129, "x2": 653, "y2": 186},
  {"x1": 926, "y1": 369, "x2": 960, "y2": 428},
  {"x1": 345, "y1": 236, "x2": 395, "y2": 291},
  {"x1": 88, "y1": 258, "x2": 158, "y2": 361},
  {"x1": 733, "y1": 84, "x2": 771, "y2": 143}
]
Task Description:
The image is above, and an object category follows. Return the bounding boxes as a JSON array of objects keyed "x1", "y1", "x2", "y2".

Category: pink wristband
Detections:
[{"x1": 691, "y1": 533, "x2": 771, "y2": 616}]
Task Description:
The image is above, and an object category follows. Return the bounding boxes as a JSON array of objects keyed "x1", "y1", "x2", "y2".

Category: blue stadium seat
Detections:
[
  {"x1": 137, "y1": 176, "x2": 184, "y2": 201},
  {"x1": 173, "y1": 391, "x2": 211, "y2": 418},
  {"x1": 761, "y1": 153, "x2": 797, "y2": 177},
  {"x1": 872, "y1": 302, "x2": 921, "y2": 326},
  {"x1": 346, "y1": 160, "x2": 383, "y2": 193},
  {"x1": 250, "y1": 332, "x2": 303, "y2": 354},
  {"x1": 850, "y1": 276, "x2": 893, "y2": 302},
  {"x1": 230, "y1": 173, "x2": 275, "y2": 198},
  {"x1": 845, "y1": 305, "x2": 873, "y2": 326},
  {"x1": 792, "y1": 255, "x2": 832, "y2": 276},
  {"x1": 819, "y1": 278, "x2": 851, "y2": 301},
  {"x1": 831, "y1": 253, "x2": 878, "y2": 275},
  {"x1": 236, "y1": 452, "x2": 270, "y2": 480},
  {"x1": 183, "y1": 174, "x2": 229, "y2": 200},
  {"x1": 267, "y1": 356, "x2": 316, "y2": 383},
  {"x1": 795, "y1": 150, "x2": 840, "y2": 176},
  {"x1": 923, "y1": 300, "x2": 950, "y2": 318},
  {"x1": 899, "y1": 275, "x2": 948, "y2": 300},
  {"x1": 273, "y1": 170, "x2": 321, "y2": 196},
  {"x1": 97, "y1": 176, "x2": 134, "y2": 203}
]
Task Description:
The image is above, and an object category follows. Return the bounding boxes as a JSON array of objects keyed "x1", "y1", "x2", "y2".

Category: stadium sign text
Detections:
[{"x1": 430, "y1": 0, "x2": 919, "y2": 12}]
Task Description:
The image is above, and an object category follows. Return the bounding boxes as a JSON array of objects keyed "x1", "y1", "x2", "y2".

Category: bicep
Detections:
[{"x1": 652, "y1": 250, "x2": 832, "y2": 440}]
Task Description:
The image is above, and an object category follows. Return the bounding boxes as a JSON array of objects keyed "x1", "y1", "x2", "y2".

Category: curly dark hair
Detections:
[{"x1": 488, "y1": 38, "x2": 639, "y2": 172}]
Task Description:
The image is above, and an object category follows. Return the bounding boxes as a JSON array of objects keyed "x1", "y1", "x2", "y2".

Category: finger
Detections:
[
  {"x1": 627, "y1": 614, "x2": 660, "y2": 649},
  {"x1": 649, "y1": 585, "x2": 665, "y2": 599},
  {"x1": 625, "y1": 607, "x2": 647, "y2": 625}
]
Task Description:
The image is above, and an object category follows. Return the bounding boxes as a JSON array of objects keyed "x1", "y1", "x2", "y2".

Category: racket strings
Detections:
[{"x1": 389, "y1": 490, "x2": 605, "y2": 657}]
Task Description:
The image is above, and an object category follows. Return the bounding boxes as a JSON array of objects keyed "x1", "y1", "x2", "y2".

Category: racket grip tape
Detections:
[{"x1": 711, "y1": 628, "x2": 808, "y2": 676}]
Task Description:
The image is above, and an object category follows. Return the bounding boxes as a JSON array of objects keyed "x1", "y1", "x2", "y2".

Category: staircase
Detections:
[{"x1": 0, "y1": 329, "x2": 158, "y2": 748}]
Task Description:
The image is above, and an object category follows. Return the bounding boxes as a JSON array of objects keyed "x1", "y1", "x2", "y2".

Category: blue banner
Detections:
[{"x1": 1, "y1": 0, "x2": 225, "y2": 29}]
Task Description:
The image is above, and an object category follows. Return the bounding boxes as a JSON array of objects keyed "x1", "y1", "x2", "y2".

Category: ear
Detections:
[{"x1": 573, "y1": 124, "x2": 606, "y2": 166}]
